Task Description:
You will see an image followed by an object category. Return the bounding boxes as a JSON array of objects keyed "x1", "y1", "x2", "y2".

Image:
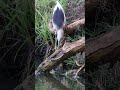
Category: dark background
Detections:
[
  {"x1": 0, "y1": 0, "x2": 34, "y2": 89},
  {"x1": 0, "y1": 0, "x2": 120, "y2": 90}
]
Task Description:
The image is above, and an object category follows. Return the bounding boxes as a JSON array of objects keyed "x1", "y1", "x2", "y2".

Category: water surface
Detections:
[{"x1": 35, "y1": 74, "x2": 85, "y2": 90}]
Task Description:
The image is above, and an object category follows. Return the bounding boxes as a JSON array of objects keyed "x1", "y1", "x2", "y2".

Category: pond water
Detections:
[{"x1": 35, "y1": 73, "x2": 85, "y2": 90}]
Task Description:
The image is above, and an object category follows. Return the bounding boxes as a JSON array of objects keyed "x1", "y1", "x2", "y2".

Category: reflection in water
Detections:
[{"x1": 35, "y1": 74, "x2": 85, "y2": 90}]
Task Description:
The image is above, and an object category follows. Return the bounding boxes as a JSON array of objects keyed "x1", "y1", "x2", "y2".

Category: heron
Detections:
[{"x1": 52, "y1": 1, "x2": 66, "y2": 49}]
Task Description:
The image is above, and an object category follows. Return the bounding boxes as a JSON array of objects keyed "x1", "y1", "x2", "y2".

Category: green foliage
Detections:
[
  {"x1": 86, "y1": 61, "x2": 120, "y2": 89},
  {"x1": 0, "y1": 0, "x2": 34, "y2": 60},
  {"x1": 59, "y1": 0, "x2": 68, "y2": 9},
  {"x1": 64, "y1": 56, "x2": 76, "y2": 66},
  {"x1": 0, "y1": 0, "x2": 34, "y2": 81},
  {"x1": 35, "y1": 0, "x2": 54, "y2": 46},
  {"x1": 35, "y1": 0, "x2": 68, "y2": 47},
  {"x1": 35, "y1": 79, "x2": 48, "y2": 90},
  {"x1": 35, "y1": 0, "x2": 85, "y2": 70},
  {"x1": 67, "y1": 28, "x2": 85, "y2": 42},
  {"x1": 85, "y1": 0, "x2": 120, "y2": 38}
]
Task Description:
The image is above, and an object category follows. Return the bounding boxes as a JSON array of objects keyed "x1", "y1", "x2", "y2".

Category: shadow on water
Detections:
[{"x1": 35, "y1": 73, "x2": 85, "y2": 90}]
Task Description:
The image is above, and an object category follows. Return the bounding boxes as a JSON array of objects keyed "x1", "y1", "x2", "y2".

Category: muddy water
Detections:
[{"x1": 35, "y1": 73, "x2": 85, "y2": 90}]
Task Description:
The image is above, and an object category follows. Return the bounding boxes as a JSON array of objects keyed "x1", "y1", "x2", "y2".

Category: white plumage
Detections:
[{"x1": 52, "y1": 1, "x2": 66, "y2": 49}]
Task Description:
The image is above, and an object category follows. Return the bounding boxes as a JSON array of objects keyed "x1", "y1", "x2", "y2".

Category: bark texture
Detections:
[{"x1": 35, "y1": 37, "x2": 85, "y2": 74}]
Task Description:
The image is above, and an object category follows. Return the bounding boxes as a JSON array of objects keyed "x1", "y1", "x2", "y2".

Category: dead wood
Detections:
[
  {"x1": 64, "y1": 18, "x2": 85, "y2": 34},
  {"x1": 48, "y1": 18, "x2": 85, "y2": 34},
  {"x1": 35, "y1": 37, "x2": 85, "y2": 74},
  {"x1": 86, "y1": 29, "x2": 120, "y2": 64},
  {"x1": 76, "y1": 64, "x2": 85, "y2": 75}
]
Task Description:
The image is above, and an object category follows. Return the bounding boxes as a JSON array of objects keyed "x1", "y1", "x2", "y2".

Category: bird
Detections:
[{"x1": 52, "y1": 1, "x2": 66, "y2": 49}]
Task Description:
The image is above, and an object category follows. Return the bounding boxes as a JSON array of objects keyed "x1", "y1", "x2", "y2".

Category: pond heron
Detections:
[{"x1": 52, "y1": 1, "x2": 66, "y2": 49}]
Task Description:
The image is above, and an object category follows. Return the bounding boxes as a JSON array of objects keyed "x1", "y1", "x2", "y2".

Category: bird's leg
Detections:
[
  {"x1": 55, "y1": 31, "x2": 57, "y2": 50},
  {"x1": 58, "y1": 39, "x2": 60, "y2": 49}
]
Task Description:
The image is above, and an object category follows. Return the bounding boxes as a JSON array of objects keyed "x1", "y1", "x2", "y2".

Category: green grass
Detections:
[
  {"x1": 85, "y1": 1, "x2": 120, "y2": 89},
  {"x1": 35, "y1": 0, "x2": 85, "y2": 49},
  {"x1": 0, "y1": 0, "x2": 34, "y2": 80},
  {"x1": 35, "y1": 78, "x2": 48, "y2": 90},
  {"x1": 86, "y1": 61, "x2": 120, "y2": 89},
  {"x1": 85, "y1": 0, "x2": 120, "y2": 38},
  {"x1": 35, "y1": 0, "x2": 85, "y2": 89},
  {"x1": 35, "y1": 0, "x2": 85, "y2": 69},
  {"x1": 35, "y1": 0, "x2": 68, "y2": 48},
  {"x1": 35, "y1": 0, "x2": 54, "y2": 46},
  {"x1": 35, "y1": 0, "x2": 69, "y2": 71}
]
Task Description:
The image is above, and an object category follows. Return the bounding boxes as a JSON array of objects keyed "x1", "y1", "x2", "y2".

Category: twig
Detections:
[{"x1": 76, "y1": 64, "x2": 85, "y2": 76}]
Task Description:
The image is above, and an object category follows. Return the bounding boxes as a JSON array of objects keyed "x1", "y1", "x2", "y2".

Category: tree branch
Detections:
[
  {"x1": 86, "y1": 29, "x2": 120, "y2": 63},
  {"x1": 35, "y1": 37, "x2": 85, "y2": 74},
  {"x1": 48, "y1": 18, "x2": 85, "y2": 34}
]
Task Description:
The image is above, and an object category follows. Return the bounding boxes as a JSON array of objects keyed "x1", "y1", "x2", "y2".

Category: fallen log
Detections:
[
  {"x1": 86, "y1": 29, "x2": 120, "y2": 64},
  {"x1": 64, "y1": 18, "x2": 85, "y2": 34},
  {"x1": 35, "y1": 37, "x2": 85, "y2": 74}
]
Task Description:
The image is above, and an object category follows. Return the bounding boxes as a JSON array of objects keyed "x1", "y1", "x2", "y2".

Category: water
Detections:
[{"x1": 35, "y1": 74, "x2": 85, "y2": 90}]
